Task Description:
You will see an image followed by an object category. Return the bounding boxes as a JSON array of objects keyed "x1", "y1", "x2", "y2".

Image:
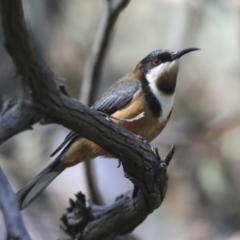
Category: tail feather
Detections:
[{"x1": 17, "y1": 158, "x2": 63, "y2": 210}]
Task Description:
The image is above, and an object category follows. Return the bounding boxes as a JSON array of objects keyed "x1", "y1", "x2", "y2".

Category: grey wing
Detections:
[
  {"x1": 91, "y1": 79, "x2": 140, "y2": 114},
  {"x1": 50, "y1": 79, "x2": 141, "y2": 157}
]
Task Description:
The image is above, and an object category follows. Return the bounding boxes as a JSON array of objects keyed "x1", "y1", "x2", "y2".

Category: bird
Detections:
[{"x1": 17, "y1": 47, "x2": 199, "y2": 209}]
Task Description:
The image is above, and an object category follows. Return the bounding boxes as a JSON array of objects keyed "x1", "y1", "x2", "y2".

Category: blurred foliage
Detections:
[{"x1": 1, "y1": 0, "x2": 240, "y2": 239}]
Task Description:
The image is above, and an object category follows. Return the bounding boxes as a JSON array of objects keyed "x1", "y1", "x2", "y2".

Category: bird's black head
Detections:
[
  {"x1": 138, "y1": 47, "x2": 199, "y2": 94},
  {"x1": 140, "y1": 47, "x2": 199, "y2": 75}
]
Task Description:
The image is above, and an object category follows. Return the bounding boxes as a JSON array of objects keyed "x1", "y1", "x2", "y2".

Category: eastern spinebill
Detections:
[{"x1": 18, "y1": 47, "x2": 199, "y2": 209}]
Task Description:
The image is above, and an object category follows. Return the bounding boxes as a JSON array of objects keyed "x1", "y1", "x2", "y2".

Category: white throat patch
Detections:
[{"x1": 146, "y1": 60, "x2": 179, "y2": 122}]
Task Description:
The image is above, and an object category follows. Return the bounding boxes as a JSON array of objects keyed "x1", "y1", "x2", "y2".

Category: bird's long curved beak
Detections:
[{"x1": 172, "y1": 47, "x2": 200, "y2": 60}]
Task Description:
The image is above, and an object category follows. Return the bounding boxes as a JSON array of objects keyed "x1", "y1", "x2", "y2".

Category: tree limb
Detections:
[
  {"x1": 0, "y1": 166, "x2": 31, "y2": 240},
  {"x1": 80, "y1": 0, "x2": 130, "y2": 205},
  {"x1": 0, "y1": 96, "x2": 41, "y2": 145}
]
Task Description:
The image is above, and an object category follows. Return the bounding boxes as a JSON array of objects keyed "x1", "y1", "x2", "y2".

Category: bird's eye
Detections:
[{"x1": 153, "y1": 59, "x2": 160, "y2": 65}]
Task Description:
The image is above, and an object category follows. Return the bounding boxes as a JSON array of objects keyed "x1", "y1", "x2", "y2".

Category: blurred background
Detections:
[{"x1": 1, "y1": 0, "x2": 240, "y2": 239}]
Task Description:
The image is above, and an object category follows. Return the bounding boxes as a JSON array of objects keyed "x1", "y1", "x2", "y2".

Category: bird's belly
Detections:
[
  {"x1": 111, "y1": 108, "x2": 167, "y2": 143},
  {"x1": 61, "y1": 90, "x2": 170, "y2": 167},
  {"x1": 61, "y1": 138, "x2": 109, "y2": 168}
]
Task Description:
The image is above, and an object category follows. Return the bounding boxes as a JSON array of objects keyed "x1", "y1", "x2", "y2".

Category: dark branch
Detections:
[
  {"x1": 0, "y1": 0, "x2": 173, "y2": 239},
  {"x1": 0, "y1": 166, "x2": 31, "y2": 240},
  {"x1": 80, "y1": 0, "x2": 130, "y2": 205},
  {"x1": 80, "y1": 0, "x2": 130, "y2": 104},
  {"x1": 61, "y1": 147, "x2": 173, "y2": 240},
  {"x1": 0, "y1": 96, "x2": 41, "y2": 145}
]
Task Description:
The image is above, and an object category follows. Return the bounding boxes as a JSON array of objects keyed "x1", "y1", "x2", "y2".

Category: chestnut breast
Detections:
[{"x1": 111, "y1": 88, "x2": 169, "y2": 142}]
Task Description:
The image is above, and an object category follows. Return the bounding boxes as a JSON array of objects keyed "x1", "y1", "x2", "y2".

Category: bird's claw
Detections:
[
  {"x1": 162, "y1": 145, "x2": 175, "y2": 166},
  {"x1": 151, "y1": 145, "x2": 175, "y2": 166},
  {"x1": 117, "y1": 159, "x2": 122, "y2": 168}
]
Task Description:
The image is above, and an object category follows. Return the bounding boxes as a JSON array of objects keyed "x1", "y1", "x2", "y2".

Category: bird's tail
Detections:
[{"x1": 17, "y1": 156, "x2": 63, "y2": 210}]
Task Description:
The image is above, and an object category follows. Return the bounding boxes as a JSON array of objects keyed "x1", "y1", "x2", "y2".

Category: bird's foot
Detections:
[
  {"x1": 152, "y1": 145, "x2": 175, "y2": 166},
  {"x1": 117, "y1": 159, "x2": 122, "y2": 168}
]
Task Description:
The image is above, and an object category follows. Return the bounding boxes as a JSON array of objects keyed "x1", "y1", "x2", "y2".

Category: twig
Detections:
[
  {"x1": 80, "y1": 0, "x2": 130, "y2": 205},
  {"x1": 0, "y1": 97, "x2": 41, "y2": 145},
  {"x1": 0, "y1": 166, "x2": 31, "y2": 240}
]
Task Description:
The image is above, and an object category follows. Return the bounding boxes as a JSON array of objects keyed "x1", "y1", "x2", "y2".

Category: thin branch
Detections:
[
  {"x1": 80, "y1": 0, "x2": 130, "y2": 205},
  {"x1": 80, "y1": 0, "x2": 130, "y2": 105},
  {"x1": 0, "y1": 166, "x2": 31, "y2": 240},
  {"x1": 0, "y1": 97, "x2": 41, "y2": 145}
]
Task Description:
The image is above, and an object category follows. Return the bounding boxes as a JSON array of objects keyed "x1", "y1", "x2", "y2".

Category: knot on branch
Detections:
[{"x1": 61, "y1": 193, "x2": 94, "y2": 238}]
